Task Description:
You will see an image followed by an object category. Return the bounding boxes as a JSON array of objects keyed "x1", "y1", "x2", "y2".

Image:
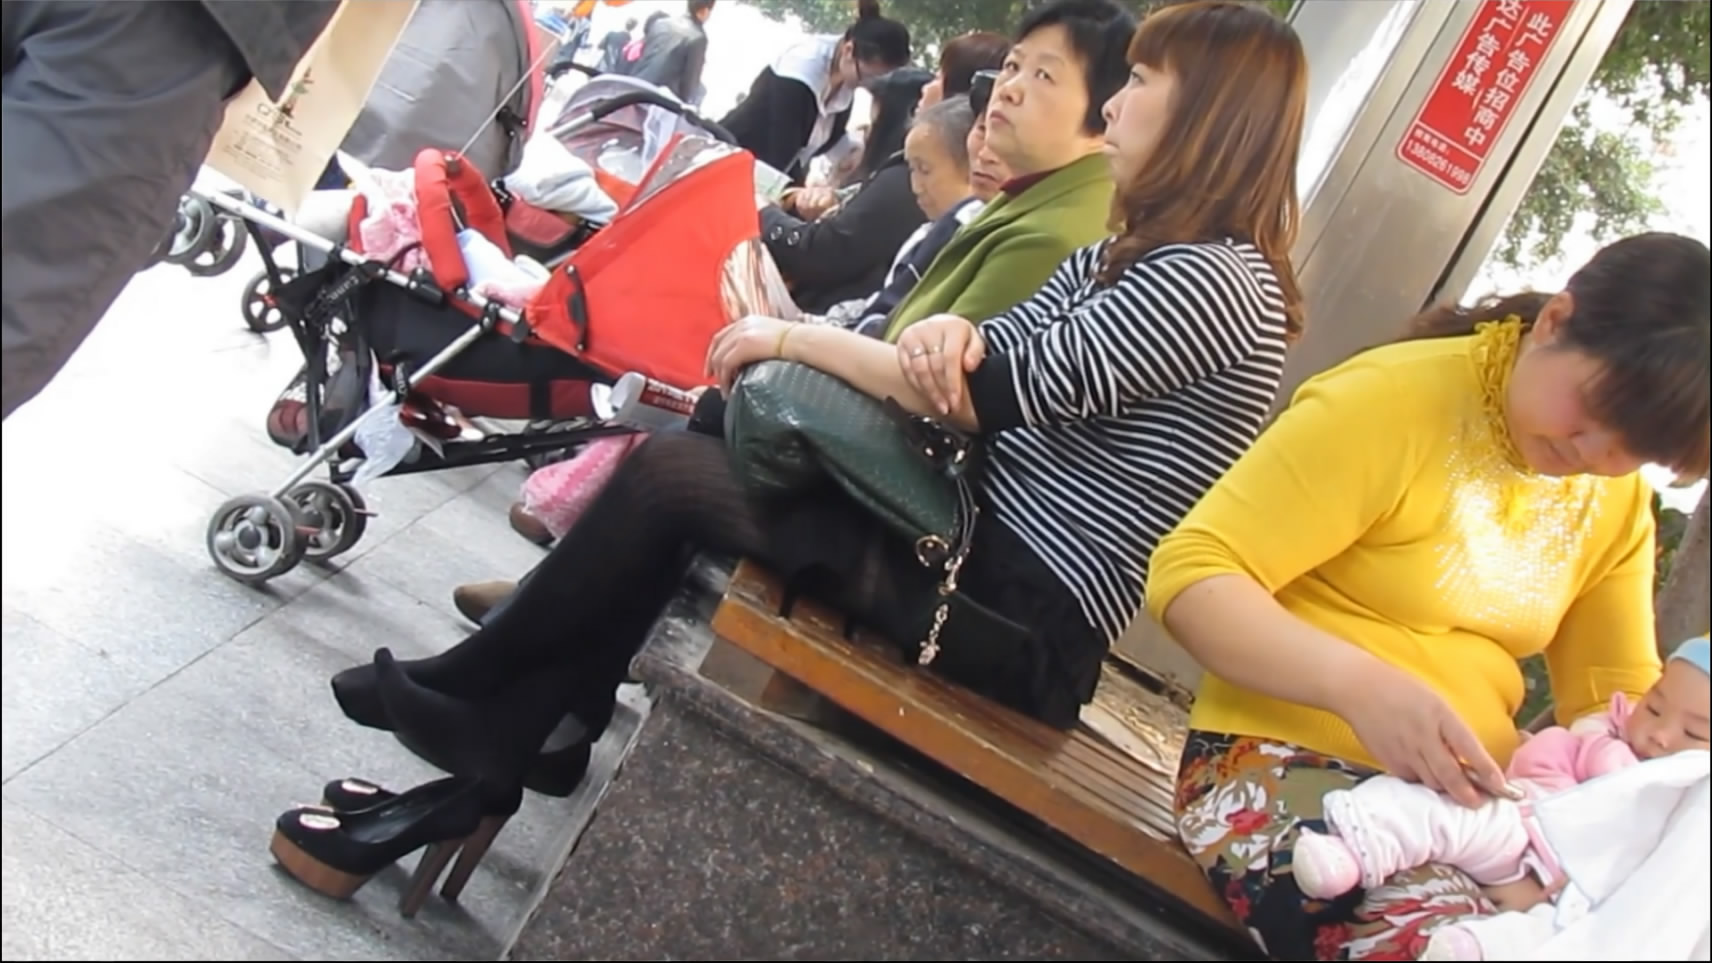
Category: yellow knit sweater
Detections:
[{"x1": 1146, "y1": 323, "x2": 1663, "y2": 770}]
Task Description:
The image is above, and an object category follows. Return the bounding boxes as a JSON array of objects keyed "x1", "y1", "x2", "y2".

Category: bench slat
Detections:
[
  {"x1": 852, "y1": 627, "x2": 1183, "y2": 828},
  {"x1": 723, "y1": 563, "x2": 1183, "y2": 821},
  {"x1": 711, "y1": 560, "x2": 1240, "y2": 932},
  {"x1": 766, "y1": 594, "x2": 1181, "y2": 826}
]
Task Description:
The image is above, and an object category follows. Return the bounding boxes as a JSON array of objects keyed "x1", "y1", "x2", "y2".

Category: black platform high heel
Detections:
[
  {"x1": 316, "y1": 729, "x2": 592, "y2": 814},
  {"x1": 319, "y1": 777, "x2": 395, "y2": 812},
  {"x1": 270, "y1": 775, "x2": 521, "y2": 917}
]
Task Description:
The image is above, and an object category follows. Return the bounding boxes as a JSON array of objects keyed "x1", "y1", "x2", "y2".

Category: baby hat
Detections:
[{"x1": 1668, "y1": 634, "x2": 1710, "y2": 677}]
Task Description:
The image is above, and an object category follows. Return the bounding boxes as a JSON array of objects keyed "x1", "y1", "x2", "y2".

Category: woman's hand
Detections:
[
  {"x1": 1335, "y1": 661, "x2": 1519, "y2": 808},
  {"x1": 897, "y1": 314, "x2": 986, "y2": 416},
  {"x1": 706, "y1": 315, "x2": 797, "y2": 394},
  {"x1": 1482, "y1": 875, "x2": 1566, "y2": 913},
  {"x1": 789, "y1": 186, "x2": 841, "y2": 220}
]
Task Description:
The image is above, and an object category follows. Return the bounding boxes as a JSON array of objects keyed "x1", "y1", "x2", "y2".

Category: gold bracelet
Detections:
[{"x1": 775, "y1": 322, "x2": 798, "y2": 359}]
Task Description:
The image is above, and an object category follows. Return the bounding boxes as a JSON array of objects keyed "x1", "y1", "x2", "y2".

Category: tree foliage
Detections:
[
  {"x1": 746, "y1": 0, "x2": 1709, "y2": 273},
  {"x1": 1498, "y1": 0, "x2": 1710, "y2": 269},
  {"x1": 1653, "y1": 489, "x2": 1709, "y2": 654}
]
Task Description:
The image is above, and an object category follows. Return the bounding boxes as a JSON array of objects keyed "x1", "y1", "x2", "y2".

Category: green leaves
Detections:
[
  {"x1": 1500, "y1": 0, "x2": 1707, "y2": 273},
  {"x1": 1497, "y1": 103, "x2": 1666, "y2": 269}
]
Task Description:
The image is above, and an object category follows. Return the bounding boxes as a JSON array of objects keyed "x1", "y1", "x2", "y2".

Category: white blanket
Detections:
[{"x1": 1453, "y1": 749, "x2": 1710, "y2": 960}]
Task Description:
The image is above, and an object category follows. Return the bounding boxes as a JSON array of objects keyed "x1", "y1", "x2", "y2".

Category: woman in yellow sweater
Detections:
[{"x1": 1145, "y1": 231, "x2": 1710, "y2": 961}]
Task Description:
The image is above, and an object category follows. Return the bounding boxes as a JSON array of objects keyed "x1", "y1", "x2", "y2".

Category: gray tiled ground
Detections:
[{"x1": 1, "y1": 189, "x2": 631, "y2": 960}]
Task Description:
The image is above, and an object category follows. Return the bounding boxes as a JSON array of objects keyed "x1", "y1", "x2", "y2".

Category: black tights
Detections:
[
  {"x1": 383, "y1": 430, "x2": 921, "y2": 780},
  {"x1": 407, "y1": 431, "x2": 771, "y2": 715}
]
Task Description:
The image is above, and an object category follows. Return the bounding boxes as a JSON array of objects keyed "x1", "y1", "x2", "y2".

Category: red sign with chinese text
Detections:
[{"x1": 1396, "y1": 0, "x2": 1574, "y2": 194}]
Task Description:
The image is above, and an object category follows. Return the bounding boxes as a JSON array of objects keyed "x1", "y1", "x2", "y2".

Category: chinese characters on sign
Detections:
[
  {"x1": 206, "y1": 0, "x2": 419, "y2": 214},
  {"x1": 1395, "y1": 0, "x2": 1573, "y2": 194}
]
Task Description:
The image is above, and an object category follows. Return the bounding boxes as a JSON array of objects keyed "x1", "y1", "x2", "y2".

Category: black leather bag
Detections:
[{"x1": 724, "y1": 359, "x2": 994, "y2": 667}]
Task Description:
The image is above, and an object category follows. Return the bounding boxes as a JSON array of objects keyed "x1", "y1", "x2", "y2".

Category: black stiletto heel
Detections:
[
  {"x1": 438, "y1": 812, "x2": 510, "y2": 902},
  {"x1": 271, "y1": 776, "x2": 499, "y2": 917}
]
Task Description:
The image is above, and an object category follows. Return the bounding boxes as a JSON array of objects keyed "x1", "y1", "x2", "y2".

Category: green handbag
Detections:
[{"x1": 724, "y1": 359, "x2": 983, "y2": 666}]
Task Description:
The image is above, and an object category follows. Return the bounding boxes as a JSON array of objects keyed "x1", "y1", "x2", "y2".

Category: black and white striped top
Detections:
[{"x1": 965, "y1": 237, "x2": 1289, "y2": 645}]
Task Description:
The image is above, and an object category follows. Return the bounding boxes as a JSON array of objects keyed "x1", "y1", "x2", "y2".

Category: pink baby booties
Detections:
[{"x1": 520, "y1": 432, "x2": 646, "y2": 539}]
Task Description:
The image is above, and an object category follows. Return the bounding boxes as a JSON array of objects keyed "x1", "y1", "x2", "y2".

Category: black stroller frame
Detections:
[{"x1": 196, "y1": 86, "x2": 734, "y2": 587}]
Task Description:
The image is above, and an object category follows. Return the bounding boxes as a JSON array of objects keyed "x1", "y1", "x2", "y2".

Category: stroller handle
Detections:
[
  {"x1": 192, "y1": 188, "x2": 526, "y2": 330},
  {"x1": 552, "y1": 62, "x2": 602, "y2": 80},
  {"x1": 555, "y1": 88, "x2": 738, "y2": 147},
  {"x1": 680, "y1": 108, "x2": 738, "y2": 147}
]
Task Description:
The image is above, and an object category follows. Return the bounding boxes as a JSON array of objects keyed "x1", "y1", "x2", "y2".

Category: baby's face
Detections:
[{"x1": 1624, "y1": 660, "x2": 1710, "y2": 759}]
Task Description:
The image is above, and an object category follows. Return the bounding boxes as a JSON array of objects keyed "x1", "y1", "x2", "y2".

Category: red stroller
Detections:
[{"x1": 197, "y1": 89, "x2": 759, "y2": 585}]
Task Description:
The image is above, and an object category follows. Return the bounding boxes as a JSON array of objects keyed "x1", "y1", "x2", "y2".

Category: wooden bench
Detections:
[{"x1": 708, "y1": 559, "x2": 1243, "y2": 935}]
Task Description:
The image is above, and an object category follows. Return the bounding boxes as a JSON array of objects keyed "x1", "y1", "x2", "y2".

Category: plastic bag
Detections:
[
  {"x1": 520, "y1": 433, "x2": 647, "y2": 539},
  {"x1": 502, "y1": 134, "x2": 620, "y2": 222}
]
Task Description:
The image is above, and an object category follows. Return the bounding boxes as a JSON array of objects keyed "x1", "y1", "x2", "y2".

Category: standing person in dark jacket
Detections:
[
  {"x1": 1, "y1": 0, "x2": 339, "y2": 420},
  {"x1": 719, "y1": 0, "x2": 911, "y2": 185},
  {"x1": 624, "y1": 1, "x2": 714, "y2": 105},
  {"x1": 596, "y1": 17, "x2": 638, "y2": 73}
]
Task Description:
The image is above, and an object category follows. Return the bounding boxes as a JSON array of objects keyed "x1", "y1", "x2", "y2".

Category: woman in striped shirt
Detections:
[{"x1": 327, "y1": 0, "x2": 1306, "y2": 824}]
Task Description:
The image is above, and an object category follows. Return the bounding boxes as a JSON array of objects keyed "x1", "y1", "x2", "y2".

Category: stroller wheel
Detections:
[
  {"x1": 164, "y1": 195, "x2": 217, "y2": 267},
  {"x1": 241, "y1": 268, "x2": 296, "y2": 333},
  {"x1": 286, "y1": 481, "x2": 369, "y2": 563},
  {"x1": 206, "y1": 493, "x2": 308, "y2": 584},
  {"x1": 183, "y1": 215, "x2": 249, "y2": 278}
]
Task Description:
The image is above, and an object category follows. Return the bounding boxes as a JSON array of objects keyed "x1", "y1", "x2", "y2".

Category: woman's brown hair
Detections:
[
  {"x1": 1097, "y1": 1, "x2": 1308, "y2": 340},
  {"x1": 1401, "y1": 232, "x2": 1711, "y2": 478},
  {"x1": 938, "y1": 31, "x2": 1011, "y2": 97}
]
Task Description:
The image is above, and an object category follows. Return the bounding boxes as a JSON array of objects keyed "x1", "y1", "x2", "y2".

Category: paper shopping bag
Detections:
[{"x1": 205, "y1": 0, "x2": 419, "y2": 215}]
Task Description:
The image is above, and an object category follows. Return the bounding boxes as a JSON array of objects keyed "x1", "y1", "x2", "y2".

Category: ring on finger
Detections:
[{"x1": 910, "y1": 348, "x2": 926, "y2": 358}]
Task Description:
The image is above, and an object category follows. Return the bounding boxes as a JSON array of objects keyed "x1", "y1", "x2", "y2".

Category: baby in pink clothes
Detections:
[
  {"x1": 1292, "y1": 635, "x2": 1711, "y2": 960},
  {"x1": 1500, "y1": 688, "x2": 1641, "y2": 794}
]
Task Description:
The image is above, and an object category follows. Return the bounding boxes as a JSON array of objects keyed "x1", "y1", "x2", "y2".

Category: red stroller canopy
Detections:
[{"x1": 527, "y1": 148, "x2": 758, "y2": 389}]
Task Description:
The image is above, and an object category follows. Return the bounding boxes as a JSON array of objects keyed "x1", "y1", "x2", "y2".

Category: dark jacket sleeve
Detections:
[
  {"x1": 677, "y1": 33, "x2": 708, "y2": 105},
  {"x1": 761, "y1": 161, "x2": 925, "y2": 313},
  {"x1": 718, "y1": 69, "x2": 820, "y2": 177},
  {"x1": 197, "y1": 0, "x2": 339, "y2": 99}
]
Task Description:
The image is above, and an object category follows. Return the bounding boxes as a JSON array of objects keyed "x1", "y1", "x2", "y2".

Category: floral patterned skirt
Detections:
[{"x1": 1175, "y1": 730, "x2": 1495, "y2": 961}]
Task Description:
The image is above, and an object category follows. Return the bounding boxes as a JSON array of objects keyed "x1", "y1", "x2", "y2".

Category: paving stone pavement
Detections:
[{"x1": 1, "y1": 177, "x2": 635, "y2": 960}]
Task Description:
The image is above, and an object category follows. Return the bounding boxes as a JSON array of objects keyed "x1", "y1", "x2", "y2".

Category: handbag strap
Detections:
[
  {"x1": 869, "y1": 397, "x2": 988, "y2": 667},
  {"x1": 915, "y1": 479, "x2": 977, "y2": 667},
  {"x1": 911, "y1": 462, "x2": 981, "y2": 668},
  {"x1": 882, "y1": 395, "x2": 982, "y2": 575},
  {"x1": 883, "y1": 397, "x2": 984, "y2": 479}
]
